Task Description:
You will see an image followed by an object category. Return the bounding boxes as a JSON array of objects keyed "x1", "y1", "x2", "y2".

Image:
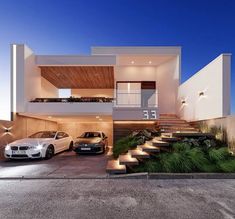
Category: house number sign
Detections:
[{"x1": 143, "y1": 110, "x2": 157, "y2": 120}]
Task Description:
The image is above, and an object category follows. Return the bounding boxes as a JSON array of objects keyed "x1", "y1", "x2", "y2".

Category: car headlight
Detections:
[
  {"x1": 5, "y1": 145, "x2": 10, "y2": 150},
  {"x1": 29, "y1": 144, "x2": 47, "y2": 150}
]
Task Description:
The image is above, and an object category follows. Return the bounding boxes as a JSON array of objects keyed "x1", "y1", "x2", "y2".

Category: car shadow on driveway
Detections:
[{"x1": 0, "y1": 150, "x2": 108, "y2": 178}]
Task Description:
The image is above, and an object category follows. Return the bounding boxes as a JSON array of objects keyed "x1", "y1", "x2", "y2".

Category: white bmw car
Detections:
[{"x1": 4, "y1": 131, "x2": 73, "y2": 160}]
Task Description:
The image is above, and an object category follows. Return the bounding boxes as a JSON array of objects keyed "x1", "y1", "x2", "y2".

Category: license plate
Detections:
[
  {"x1": 80, "y1": 148, "x2": 91, "y2": 151},
  {"x1": 12, "y1": 150, "x2": 26, "y2": 155}
]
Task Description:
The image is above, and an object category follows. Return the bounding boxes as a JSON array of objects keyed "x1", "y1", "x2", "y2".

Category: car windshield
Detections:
[
  {"x1": 80, "y1": 132, "x2": 101, "y2": 138},
  {"x1": 29, "y1": 131, "x2": 57, "y2": 138}
]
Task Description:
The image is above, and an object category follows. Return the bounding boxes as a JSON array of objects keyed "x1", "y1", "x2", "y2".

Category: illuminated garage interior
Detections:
[{"x1": 18, "y1": 114, "x2": 114, "y2": 146}]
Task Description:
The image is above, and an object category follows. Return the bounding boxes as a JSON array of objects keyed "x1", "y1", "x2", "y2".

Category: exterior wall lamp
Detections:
[
  {"x1": 181, "y1": 100, "x2": 186, "y2": 104},
  {"x1": 199, "y1": 91, "x2": 204, "y2": 97},
  {"x1": 4, "y1": 127, "x2": 11, "y2": 133}
]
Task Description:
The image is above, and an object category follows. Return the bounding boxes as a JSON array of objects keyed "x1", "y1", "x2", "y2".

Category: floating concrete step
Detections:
[
  {"x1": 158, "y1": 123, "x2": 191, "y2": 127},
  {"x1": 172, "y1": 132, "x2": 214, "y2": 138},
  {"x1": 157, "y1": 119, "x2": 187, "y2": 123},
  {"x1": 129, "y1": 149, "x2": 150, "y2": 159},
  {"x1": 119, "y1": 154, "x2": 139, "y2": 166},
  {"x1": 161, "y1": 129, "x2": 199, "y2": 133},
  {"x1": 106, "y1": 159, "x2": 126, "y2": 174},
  {"x1": 160, "y1": 136, "x2": 178, "y2": 142},
  {"x1": 147, "y1": 139, "x2": 169, "y2": 147},
  {"x1": 138, "y1": 144, "x2": 160, "y2": 153},
  {"x1": 160, "y1": 126, "x2": 198, "y2": 130}
]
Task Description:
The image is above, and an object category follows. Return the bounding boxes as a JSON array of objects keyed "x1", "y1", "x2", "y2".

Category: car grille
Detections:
[
  {"x1": 11, "y1": 154, "x2": 28, "y2": 158},
  {"x1": 11, "y1": 146, "x2": 18, "y2": 150},
  {"x1": 19, "y1": 146, "x2": 29, "y2": 150},
  {"x1": 11, "y1": 146, "x2": 29, "y2": 150},
  {"x1": 79, "y1": 143, "x2": 96, "y2": 147}
]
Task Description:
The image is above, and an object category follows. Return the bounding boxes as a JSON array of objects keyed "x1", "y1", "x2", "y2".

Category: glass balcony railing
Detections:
[{"x1": 114, "y1": 89, "x2": 158, "y2": 108}]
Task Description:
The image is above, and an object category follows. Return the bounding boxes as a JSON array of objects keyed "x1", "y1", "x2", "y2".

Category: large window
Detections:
[
  {"x1": 116, "y1": 81, "x2": 157, "y2": 107},
  {"x1": 59, "y1": 89, "x2": 71, "y2": 98},
  {"x1": 117, "y1": 82, "x2": 141, "y2": 106}
]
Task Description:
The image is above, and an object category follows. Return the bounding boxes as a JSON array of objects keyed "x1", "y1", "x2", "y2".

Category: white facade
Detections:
[
  {"x1": 11, "y1": 45, "x2": 231, "y2": 122},
  {"x1": 177, "y1": 54, "x2": 231, "y2": 121}
]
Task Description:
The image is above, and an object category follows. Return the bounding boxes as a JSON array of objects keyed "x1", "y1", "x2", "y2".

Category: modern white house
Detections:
[{"x1": 10, "y1": 44, "x2": 232, "y2": 145}]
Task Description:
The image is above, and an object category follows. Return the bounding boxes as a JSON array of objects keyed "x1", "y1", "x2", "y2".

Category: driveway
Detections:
[
  {"x1": 0, "y1": 151, "x2": 108, "y2": 178},
  {"x1": 0, "y1": 179, "x2": 235, "y2": 219}
]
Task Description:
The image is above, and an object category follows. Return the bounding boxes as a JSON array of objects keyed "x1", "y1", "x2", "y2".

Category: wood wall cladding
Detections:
[
  {"x1": 113, "y1": 122, "x2": 157, "y2": 144},
  {"x1": 40, "y1": 66, "x2": 114, "y2": 89}
]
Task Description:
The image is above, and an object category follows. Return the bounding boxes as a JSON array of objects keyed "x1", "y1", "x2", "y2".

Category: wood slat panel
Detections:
[{"x1": 40, "y1": 66, "x2": 114, "y2": 89}]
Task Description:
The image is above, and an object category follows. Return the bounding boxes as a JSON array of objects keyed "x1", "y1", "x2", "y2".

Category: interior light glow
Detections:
[{"x1": 131, "y1": 61, "x2": 134, "y2": 64}]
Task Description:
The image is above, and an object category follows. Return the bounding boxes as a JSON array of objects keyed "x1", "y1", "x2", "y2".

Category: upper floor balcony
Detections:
[{"x1": 26, "y1": 97, "x2": 114, "y2": 116}]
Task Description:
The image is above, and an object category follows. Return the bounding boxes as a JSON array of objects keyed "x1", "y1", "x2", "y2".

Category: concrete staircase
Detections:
[
  {"x1": 157, "y1": 114, "x2": 200, "y2": 133},
  {"x1": 106, "y1": 135, "x2": 175, "y2": 174},
  {"x1": 106, "y1": 114, "x2": 211, "y2": 174}
]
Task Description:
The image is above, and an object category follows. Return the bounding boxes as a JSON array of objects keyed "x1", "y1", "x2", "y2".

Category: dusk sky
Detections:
[{"x1": 0, "y1": 0, "x2": 234, "y2": 120}]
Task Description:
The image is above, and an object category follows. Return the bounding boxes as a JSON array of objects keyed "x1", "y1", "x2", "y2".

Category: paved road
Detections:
[
  {"x1": 0, "y1": 179, "x2": 235, "y2": 219},
  {"x1": 0, "y1": 151, "x2": 108, "y2": 178}
]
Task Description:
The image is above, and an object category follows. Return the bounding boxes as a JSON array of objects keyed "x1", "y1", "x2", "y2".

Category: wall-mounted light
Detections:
[
  {"x1": 4, "y1": 127, "x2": 11, "y2": 133},
  {"x1": 181, "y1": 100, "x2": 186, "y2": 104},
  {"x1": 131, "y1": 61, "x2": 135, "y2": 64},
  {"x1": 148, "y1": 61, "x2": 152, "y2": 64},
  {"x1": 199, "y1": 91, "x2": 204, "y2": 97}
]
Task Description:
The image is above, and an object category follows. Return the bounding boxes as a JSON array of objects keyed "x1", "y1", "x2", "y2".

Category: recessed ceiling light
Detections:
[
  {"x1": 131, "y1": 61, "x2": 134, "y2": 64},
  {"x1": 149, "y1": 61, "x2": 152, "y2": 64}
]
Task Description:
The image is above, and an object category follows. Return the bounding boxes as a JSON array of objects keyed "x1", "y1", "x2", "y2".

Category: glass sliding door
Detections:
[{"x1": 116, "y1": 82, "x2": 141, "y2": 107}]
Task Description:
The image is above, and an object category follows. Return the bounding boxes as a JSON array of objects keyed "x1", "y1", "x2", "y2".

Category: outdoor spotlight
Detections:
[
  {"x1": 4, "y1": 128, "x2": 10, "y2": 133},
  {"x1": 199, "y1": 91, "x2": 204, "y2": 96}
]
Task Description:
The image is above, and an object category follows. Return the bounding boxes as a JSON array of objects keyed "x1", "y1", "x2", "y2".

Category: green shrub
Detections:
[
  {"x1": 208, "y1": 147, "x2": 230, "y2": 163},
  {"x1": 132, "y1": 142, "x2": 235, "y2": 173},
  {"x1": 217, "y1": 160, "x2": 235, "y2": 173},
  {"x1": 113, "y1": 136, "x2": 139, "y2": 158}
]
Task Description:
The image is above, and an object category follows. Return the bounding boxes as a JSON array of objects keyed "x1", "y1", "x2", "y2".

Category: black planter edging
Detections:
[
  {"x1": 109, "y1": 172, "x2": 235, "y2": 179},
  {"x1": 148, "y1": 173, "x2": 235, "y2": 179}
]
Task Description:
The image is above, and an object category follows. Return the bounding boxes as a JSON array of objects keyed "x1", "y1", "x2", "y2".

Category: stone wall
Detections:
[{"x1": 190, "y1": 115, "x2": 235, "y2": 152}]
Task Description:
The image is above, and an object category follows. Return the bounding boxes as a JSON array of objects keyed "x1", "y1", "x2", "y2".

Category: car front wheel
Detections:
[{"x1": 45, "y1": 145, "x2": 54, "y2": 160}]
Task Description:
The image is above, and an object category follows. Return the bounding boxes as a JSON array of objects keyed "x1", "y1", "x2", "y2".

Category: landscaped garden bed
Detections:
[{"x1": 113, "y1": 129, "x2": 235, "y2": 173}]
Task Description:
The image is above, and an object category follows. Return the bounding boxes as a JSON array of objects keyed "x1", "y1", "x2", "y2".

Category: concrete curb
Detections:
[
  {"x1": 0, "y1": 172, "x2": 235, "y2": 180},
  {"x1": 108, "y1": 172, "x2": 148, "y2": 179}
]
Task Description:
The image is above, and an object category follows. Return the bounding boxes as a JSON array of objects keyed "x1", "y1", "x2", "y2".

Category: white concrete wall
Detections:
[
  {"x1": 178, "y1": 54, "x2": 231, "y2": 121},
  {"x1": 156, "y1": 57, "x2": 179, "y2": 114},
  {"x1": 11, "y1": 44, "x2": 41, "y2": 114},
  {"x1": 41, "y1": 77, "x2": 59, "y2": 98},
  {"x1": 71, "y1": 89, "x2": 113, "y2": 98},
  {"x1": 114, "y1": 57, "x2": 180, "y2": 114},
  {"x1": 26, "y1": 102, "x2": 113, "y2": 116},
  {"x1": 36, "y1": 55, "x2": 116, "y2": 66}
]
